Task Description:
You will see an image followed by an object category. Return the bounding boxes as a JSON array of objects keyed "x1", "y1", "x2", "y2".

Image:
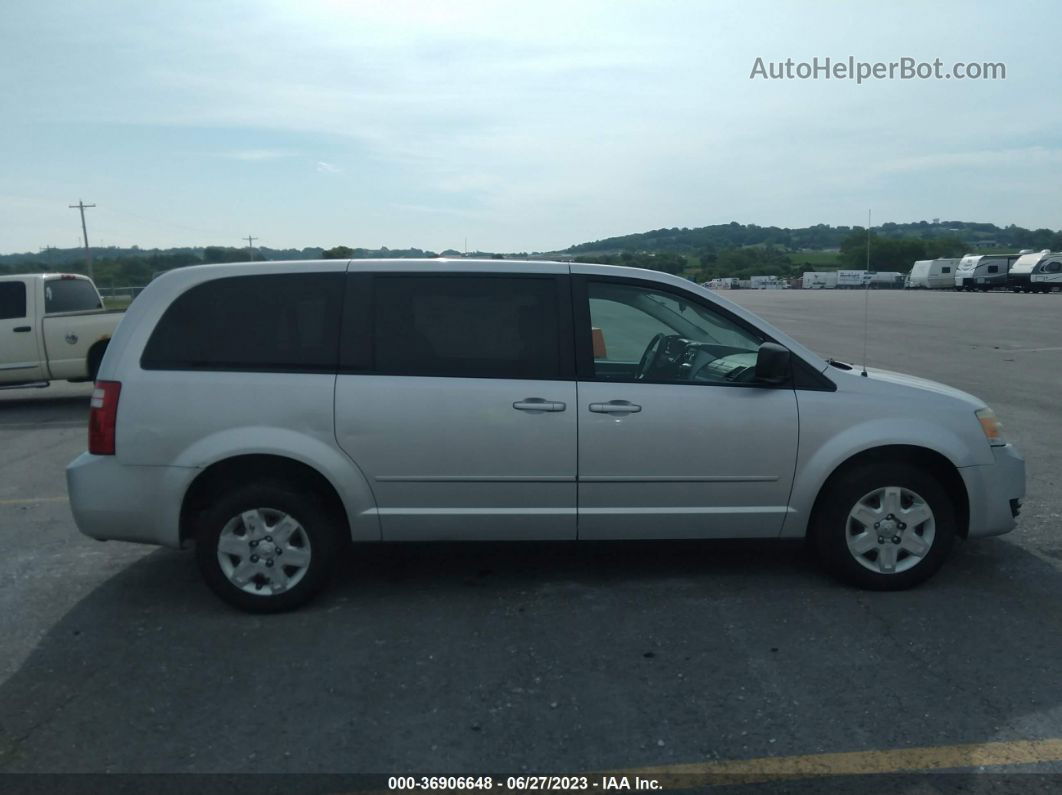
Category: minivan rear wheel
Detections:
[
  {"x1": 812, "y1": 464, "x2": 955, "y2": 590},
  {"x1": 195, "y1": 481, "x2": 341, "y2": 612}
]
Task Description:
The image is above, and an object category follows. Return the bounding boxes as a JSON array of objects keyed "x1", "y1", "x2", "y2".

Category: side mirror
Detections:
[{"x1": 755, "y1": 342, "x2": 791, "y2": 385}]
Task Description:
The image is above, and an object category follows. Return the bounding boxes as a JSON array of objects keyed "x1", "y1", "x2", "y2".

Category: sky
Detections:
[{"x1": 1, "y1": 0, "x2": 1060, "y2": 254}]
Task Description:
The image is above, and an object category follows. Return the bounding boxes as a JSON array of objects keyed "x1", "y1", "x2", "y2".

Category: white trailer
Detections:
[
  {"x1": 702, "y1": 277, "x2": 738, "y2": 289},
  {"x1": 802, "y1": 271, "x2": 837, "y2": 289},
  {"x1": 907, "y1": 259, "x2": 959, "y2": 289},
  {"x1": 836, "y1": 270, "x2": 870, "y2": 289},
  {"x1": 868, "y1": 271, "x2": 903, "y2": 289},
  {"x1": 1009, "y1": 250, "x2": 1062, "y2": 293},
  {"x1": 955, "y1": 254, "x2": 1018, "y2": 291},
  {"x1": 749, "y1": 275, "x2": 785, "y2": 289}
]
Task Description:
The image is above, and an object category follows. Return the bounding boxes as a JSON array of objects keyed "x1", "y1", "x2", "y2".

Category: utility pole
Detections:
[
  {"x1": 245, "y1": 235, "x2": 257, "y2": 261},
  {"x1": 69, "y1": 200, "x2": 96, "y2": 280}
]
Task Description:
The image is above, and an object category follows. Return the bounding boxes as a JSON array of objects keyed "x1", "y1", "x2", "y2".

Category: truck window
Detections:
[
  {"x1": 141, "y1": 273, "x2": 344, "y2": 372},
  {"x1": 0, "y1": 282, "x2": 27, "y2": 320},
  {"x1": 44, "y1": 279, "x2": 102, "y2": 313}
]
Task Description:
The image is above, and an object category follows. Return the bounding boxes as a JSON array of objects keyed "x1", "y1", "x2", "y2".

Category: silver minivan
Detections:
[{"x1": 67, "y1": 259, "x2": 1025, "y2": 611}]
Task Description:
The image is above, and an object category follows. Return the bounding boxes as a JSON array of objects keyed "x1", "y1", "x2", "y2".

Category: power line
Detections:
[
  {"x1": 68, "y1": 200, "x2": 96, "y2": 280},
  {"x1": 245, "y1": 235, "x2": 257, "y2": 261}
]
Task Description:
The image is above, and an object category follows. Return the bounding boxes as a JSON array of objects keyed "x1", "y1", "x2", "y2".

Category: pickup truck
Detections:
[{"x1": 0, "y1": 273, "x2": 124, "y2": 388}]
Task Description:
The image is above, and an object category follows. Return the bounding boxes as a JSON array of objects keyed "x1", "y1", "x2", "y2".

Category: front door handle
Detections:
[
  {"x1": 589, "y1": 400, "x2": 642, "y2": 414},
  {"x1": 12, "y1": 326, "x2": 30, "y2": 333},
  {"x1": 513, "y1": 398, "x2": 567, "y2": 413}
]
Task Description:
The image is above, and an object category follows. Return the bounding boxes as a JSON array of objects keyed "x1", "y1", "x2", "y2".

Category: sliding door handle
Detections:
[
  {"x1": 513, "y1": 398, "x2": 566, "y2": 412},
  {"x1": 13, "y1": 326, "x2": 31, "y2": 333},
  {"x1": 589, "y1": 400, "x2": 642, "y2": 414}
]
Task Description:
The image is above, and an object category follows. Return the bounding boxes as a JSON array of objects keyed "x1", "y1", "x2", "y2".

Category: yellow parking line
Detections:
[
  {"x1": 0, "y1": 496, "x2": 68, "y2": 505},
  {"x1": 602, "y1": 738, "x2": 1062, "y2": 786}
]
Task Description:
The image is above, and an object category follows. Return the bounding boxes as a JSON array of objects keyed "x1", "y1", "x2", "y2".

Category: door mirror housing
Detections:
[{"x1": 755, "y1": 342, "x2": 791, "y2": 385}]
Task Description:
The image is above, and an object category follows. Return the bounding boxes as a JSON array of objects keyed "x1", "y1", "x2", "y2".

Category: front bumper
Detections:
[
  {"x1": 959, "y1": 444, "x2": 1026, "y2": 538},
  {"x1": 66, "y1": 452, "x2": 193, "y2": 548}
]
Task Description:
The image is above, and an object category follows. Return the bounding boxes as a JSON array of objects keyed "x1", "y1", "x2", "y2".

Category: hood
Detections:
[{"x1": 846, "y1": 365, "x2": 985, "y2": 408}]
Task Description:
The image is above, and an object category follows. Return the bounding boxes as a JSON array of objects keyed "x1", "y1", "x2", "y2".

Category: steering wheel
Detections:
[{"x1": 635, "y1": 333, "x2": 666, "y2": 380}]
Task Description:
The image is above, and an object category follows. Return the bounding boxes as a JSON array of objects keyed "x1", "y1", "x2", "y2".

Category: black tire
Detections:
[
  {"x1": 195, "y1": 480, "x2": 342, "y2": 612},
  {"x1": 812, "y1": 463, "x2": 956, "y2": 591}
]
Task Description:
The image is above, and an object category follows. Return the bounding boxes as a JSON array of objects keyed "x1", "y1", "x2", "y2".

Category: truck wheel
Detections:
[
  {"x1": 195, "y1": 481, "x2": 342, "y2": 612},
  {"x1": 812, "y1": 464, "x2": 955, "y2": 590}
]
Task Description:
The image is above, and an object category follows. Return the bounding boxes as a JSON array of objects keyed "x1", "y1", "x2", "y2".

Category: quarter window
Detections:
[
  {"x1": 585, "y1": 281, "x2": 764, "y2": 384},
  {"x1": 368, "y1": 275, "x2": 562, "y2": 379},
  {"x1": 0, "y1": 282, "x2": 27, "y2": 320},
  {"x1": 141, "y1": 273, "x2": 343, "y2": 371}
]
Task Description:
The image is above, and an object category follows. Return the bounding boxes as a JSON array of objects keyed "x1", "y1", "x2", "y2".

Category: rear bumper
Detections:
[
  {"x1": 66, "y1": 452, "x2": 193, "y2": 548},
  {"x1": 959, "y1": 444, "x2": 1026, "y2": 538}
]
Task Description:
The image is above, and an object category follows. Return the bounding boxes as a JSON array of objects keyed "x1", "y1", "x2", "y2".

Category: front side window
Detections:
[
  {"x1": 44, "y1": 278, "x2": 101, "y2": 313},
  {"x1": 586, "y1": 281, "x2": 764, "y2": 384},
  {"x1": 1044, "y1": 262, "x2": 1061, "y2": 273},
  {"x1": 370, "y1": 275, "x2": 562, "y2": 379},
  {"x1": 141, "y1": 273, "x2": 343, "y2": 371},
  {"x1": 0, "y1": 282, "x2": 27, "y2": 320}
]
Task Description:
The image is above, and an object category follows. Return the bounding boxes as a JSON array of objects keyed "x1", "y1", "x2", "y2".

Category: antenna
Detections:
[{"x1": 861, "y1": 209, "x2": 870, "y2": 377}]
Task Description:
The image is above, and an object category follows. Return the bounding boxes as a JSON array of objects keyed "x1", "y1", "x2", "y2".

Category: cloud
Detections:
[
  {"x1": 219, "y1": 148, "x2": 299, "y2": 161},
  {"x1": 315, "y1": 160, "x2": 342, "y2": 174}
]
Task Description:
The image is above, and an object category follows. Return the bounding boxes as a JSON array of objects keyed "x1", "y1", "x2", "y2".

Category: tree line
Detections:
[
  {"x1": 567, "y1": 220, "x2": 1062, "y2": 257},
  {"x1": 3, "y1": 217, "x2": 1059, "y2": 286}
]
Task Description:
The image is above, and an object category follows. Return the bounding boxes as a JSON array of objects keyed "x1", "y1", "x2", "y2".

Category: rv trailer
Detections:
[
  {"x1": 907, "y1": 258, "x2": 958, "y2": 289},
  {"x1": 1008, "y1": 250, "x2": 1062, "y2": 293},
  {"x1": 954, "y1": 254, "x2": 1020, "y2": 291}
]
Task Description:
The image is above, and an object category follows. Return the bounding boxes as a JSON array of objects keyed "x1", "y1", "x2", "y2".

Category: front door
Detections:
[
  {"x1": 573, "y1": 275, "x2": 799, "y2": 540},
  {"x1": 334, "y1": 269, "x2": 577, "y2": 541}
]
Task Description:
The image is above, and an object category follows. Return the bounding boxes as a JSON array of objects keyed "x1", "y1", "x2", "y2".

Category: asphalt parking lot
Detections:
[{"x1": 1, "y1": 289, "x2": 1061, "y2": 789}]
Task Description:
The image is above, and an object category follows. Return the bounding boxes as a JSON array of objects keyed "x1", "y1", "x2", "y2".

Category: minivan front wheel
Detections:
[
  {"x1": 813, "y1": 464, "x2": 955, "y2": 590},
  {"x1": 195, "y1": 482, "x2": 340, "y2": 612}
]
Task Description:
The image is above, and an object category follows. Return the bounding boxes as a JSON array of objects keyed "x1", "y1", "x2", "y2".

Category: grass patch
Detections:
[{"x1": 791, "y1": 250, "x2": 843, "y2": 269}]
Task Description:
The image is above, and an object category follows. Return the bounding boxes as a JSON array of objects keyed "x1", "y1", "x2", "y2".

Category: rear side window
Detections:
[
  {"x1": 0, "y1": 282, "x2": 27, "y2": 320},
  {"x1": 141, "y1": 273, "x2": 343, "y2": 372},
  {"x1": 367, "y1": 275, "x2": 562, "y2": 379},
  {"x1": 44, "y1": 278, "x2": 101, "y2": 313}
]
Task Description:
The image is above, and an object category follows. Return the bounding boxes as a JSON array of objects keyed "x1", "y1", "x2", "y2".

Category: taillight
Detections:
[{"x1": 88, "y1": 381, "x2": 121, "y2": 455}]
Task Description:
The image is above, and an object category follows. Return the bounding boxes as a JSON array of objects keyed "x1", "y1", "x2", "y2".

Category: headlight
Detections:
[{"x1": 976, "y1": 407, "x2": 1006, "y2": 447}]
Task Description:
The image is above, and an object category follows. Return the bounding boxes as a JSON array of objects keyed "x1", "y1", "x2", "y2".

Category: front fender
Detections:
[{"x1": 783, "y1": 417, "x2": 979, "y2": 539}]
